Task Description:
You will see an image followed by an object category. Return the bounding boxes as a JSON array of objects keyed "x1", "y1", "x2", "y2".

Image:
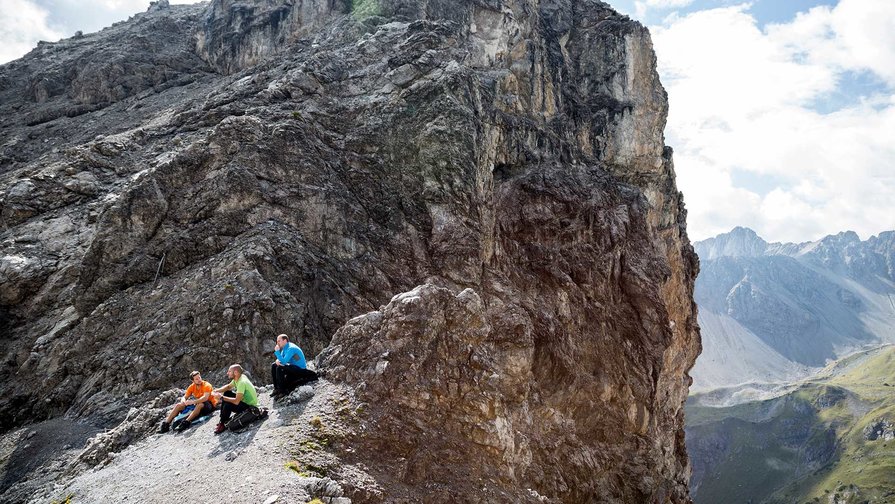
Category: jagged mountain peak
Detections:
[
  {"x1": 694, "y1": 226, "x2": 768, "y2": 260},
  {"x1": 692, "y1": 225, "x2": 895, "y2": 392}
]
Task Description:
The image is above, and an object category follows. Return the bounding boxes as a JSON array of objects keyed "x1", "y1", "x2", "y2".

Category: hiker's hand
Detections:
[{"x1": 275, "y1": 361, "x2": 282, "y2": 366}]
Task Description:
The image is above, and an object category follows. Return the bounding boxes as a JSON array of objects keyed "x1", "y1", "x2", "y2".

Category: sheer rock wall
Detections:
[{"x1": 0, "y1": 0, "x2": 699, "y2": 501}]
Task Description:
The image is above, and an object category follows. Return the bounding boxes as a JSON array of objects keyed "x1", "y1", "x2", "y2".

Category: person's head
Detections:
[
  {"x1": 189, "y1": 370, "x2": 202, "y2": 385},
  {"x1": 227, "y1": 364, "x2": 244, "y2": 380},
  {"x1": 276, "y1": 334, "x2": 289, "y2": 346}
]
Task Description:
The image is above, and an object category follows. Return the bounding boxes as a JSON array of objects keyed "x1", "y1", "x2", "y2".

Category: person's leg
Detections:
[
  {"x1": 165, "y1": 402, "x2": 186, "y2": 424},
  {"x1": 160, "y1": 402, "x2": 184, "y2": 432},
  {"x1": 284, "y1": 366, "x2": 318, "y2": 391},
  {"x1": 271, "y1": 362, "x2": 282, "y2": 393},
  {"x1": 215, "y1": 392, "x2": 238, "y2": 433},
  {"x1": 295, "y1": 367, "x2": 318, "y2": 387},
  {"x1": 178, "y1": 402, "x2": 213, "y2": 431},
  {"x1": 219, "y1": 391, "x2": 238, "y2": 423},
  {"x1": 186, "y1": 402, "x2": 206, "y2": 421},
  {"x1": 280, "y1": 365, "x2": 315, "y2": 393},
  {"x1": 233, "y1": 401, "x2": 250, "y2": 416}
]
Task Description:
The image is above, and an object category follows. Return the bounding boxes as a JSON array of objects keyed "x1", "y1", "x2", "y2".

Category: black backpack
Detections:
[{"x1": 226, "y1": 406, "x2": 268, "y2": 432}]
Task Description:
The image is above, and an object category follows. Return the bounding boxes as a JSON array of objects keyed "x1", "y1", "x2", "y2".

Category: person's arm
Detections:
[
  {"x1": 218, "y1": 380, "x2": 244, "y2": 404},
  {"x1": 281, "y1": 345, "x2": 299, "y2": 365},
  {"x1": 213, "y1": 382, "x2": 233, "y2": 394},
  {"x1": 283, "y1": 345, "x2": 306, "y2": 368},
  {"x1": 274, "y1": 345, "x2": 285, "y2": 365},
  {"x1": 193, "y1": 391, "x2": 211, "y2": 404}
]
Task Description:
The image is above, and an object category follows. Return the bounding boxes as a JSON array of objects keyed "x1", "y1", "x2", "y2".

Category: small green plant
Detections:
[
  {"x1": 285, "y1": 460, "x2": 310, "y2": 477},
  {"x1": 292, "y1": 111, "x2": 301, "y2": 119},
  {"x1": 306, "y1": 499, "x2": 325, "y2": 504},
  {"x1": 51, "y1": 495, "x2": 74, "y2": 504},
  {"x1": 299, "y1": 439, "x2": 322, "y2": 452},
  {"x1": 309, "y1": 416, "x2": 323, "y2": 429},
  {"x1": 350, "y1": 0, "x2": 380, "y2": 19}
]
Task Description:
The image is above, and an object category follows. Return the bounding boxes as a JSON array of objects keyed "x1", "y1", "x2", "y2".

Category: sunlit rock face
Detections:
[{"x1": 0, "y1": 0, "x2": 699, "y2": 501}]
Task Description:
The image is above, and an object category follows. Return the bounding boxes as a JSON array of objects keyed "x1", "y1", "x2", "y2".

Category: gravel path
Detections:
[{"x1": 32, "y1": 381, "x2": 358, "y2": 504}]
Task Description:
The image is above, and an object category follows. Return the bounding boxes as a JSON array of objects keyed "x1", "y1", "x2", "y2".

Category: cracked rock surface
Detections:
[{"x1": 1, "y1": 0, "x2": 700, "y2": 502}]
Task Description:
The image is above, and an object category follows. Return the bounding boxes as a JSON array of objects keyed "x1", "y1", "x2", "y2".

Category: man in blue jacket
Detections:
[{"x1": 271, "y1": 333, "x2": 318, "y2": 399}]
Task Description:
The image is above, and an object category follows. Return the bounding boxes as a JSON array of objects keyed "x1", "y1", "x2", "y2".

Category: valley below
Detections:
[
  {"x1": 687, "y1": 344, "x2": 895, "y2": 504},
  {"x1": 686, "y1": 228, "x2": 895, "y2": 504}
]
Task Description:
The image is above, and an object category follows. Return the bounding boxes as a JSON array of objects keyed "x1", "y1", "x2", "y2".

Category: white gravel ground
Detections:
[{"x1": 30, "y1": 381, "x2": 359, "y2": 504}]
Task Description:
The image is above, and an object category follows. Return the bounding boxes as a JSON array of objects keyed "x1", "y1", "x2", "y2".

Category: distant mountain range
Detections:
[{"x1": 691, "y1": 227, "x2": 895, "y2": 393}]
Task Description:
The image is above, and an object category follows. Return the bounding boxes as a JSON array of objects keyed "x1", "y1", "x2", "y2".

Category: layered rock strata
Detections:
[{"x1": 0, "y1": 0, "x2": 699, "y2": 501}]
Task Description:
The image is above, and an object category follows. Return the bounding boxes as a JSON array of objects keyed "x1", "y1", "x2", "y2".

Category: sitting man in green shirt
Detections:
[{"x1": 211, "y1": 363, "x2": 258, "y2": 434}]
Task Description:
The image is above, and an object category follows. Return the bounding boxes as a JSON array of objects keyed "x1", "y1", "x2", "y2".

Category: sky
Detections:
[
  {"x1": 1, "y1": 0, "x2": 894, "y2": 243},
  {"x1": 610, "y1": 0, "x2": 895, "y2": 243}
]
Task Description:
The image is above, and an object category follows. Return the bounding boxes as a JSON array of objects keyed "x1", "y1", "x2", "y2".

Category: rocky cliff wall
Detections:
[{"x1": 0, "y1": 0, "x2": 699, "y2": 501}]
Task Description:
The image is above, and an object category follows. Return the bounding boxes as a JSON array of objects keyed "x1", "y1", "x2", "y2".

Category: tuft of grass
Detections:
[
  {"x1": 306, "y1": 499, "x2": 325, "y2": 504},
  {"x1": 287, "y1": 459, "x2": 329, "y2": 478},
  {"x1": 299, "y1": 439, "x2": 322, "y2": 452},
  {"x1": 51, "y1": 495, "x2": 74, "y2": 504},
  {"x1": 350, "y1": 0, "x2": 380, "y2": 19},
  {"x1": 309, "y1": 416, "x2": 323, "y2": 429},
  {"x1": 285, "y1": 460, "x2": 310, "y2": 477}
]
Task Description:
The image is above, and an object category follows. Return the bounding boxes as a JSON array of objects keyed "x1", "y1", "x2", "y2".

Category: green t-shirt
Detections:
[{"x1": 230, "y1": 374, "x2": 258, "y2": 407}]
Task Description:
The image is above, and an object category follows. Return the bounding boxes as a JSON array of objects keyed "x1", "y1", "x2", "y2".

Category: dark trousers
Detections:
[
  {"x1": 271, "y1": 363, "x2": 318, "y2": 394},
  {"x1": 219, "y1": 390, "x2": 250, "y2": 423},
  {"x1": 196, "y1": 400, "x2": 215, "y2": 416}
]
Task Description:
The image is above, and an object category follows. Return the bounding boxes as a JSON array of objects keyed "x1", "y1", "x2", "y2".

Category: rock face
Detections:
[
  {"x1": 0, "y1": 0, "x2": 699, "y2": 501},
  {"x1": 691, "y1": 227, "x2": 895, "y2": 392}
]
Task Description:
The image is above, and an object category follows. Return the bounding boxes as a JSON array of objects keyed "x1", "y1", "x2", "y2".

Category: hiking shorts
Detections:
[{"x1": 183, "y1": 401, "x2": 215, "y2": 417}]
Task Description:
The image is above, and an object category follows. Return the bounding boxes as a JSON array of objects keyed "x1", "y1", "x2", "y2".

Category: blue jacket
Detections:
[{"x1": 274, "y1": 342, "x2": 307, "y2": 369}]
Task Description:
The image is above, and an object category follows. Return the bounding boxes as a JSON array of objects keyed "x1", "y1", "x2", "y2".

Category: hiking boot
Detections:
[
  {"x1": 175, "y1": 419, "x2": 192, "y2": 432},
  {"x1": 214, "y1": 422, "x2": 226, "y2": 435},
  {"x1": 158, "y1": 421, "x2": 170, "y2": 434}
]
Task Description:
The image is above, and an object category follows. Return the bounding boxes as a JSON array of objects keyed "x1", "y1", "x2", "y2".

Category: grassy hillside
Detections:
[{"x1": 687, "y1": 346, "x2": 895, "y2": 504}]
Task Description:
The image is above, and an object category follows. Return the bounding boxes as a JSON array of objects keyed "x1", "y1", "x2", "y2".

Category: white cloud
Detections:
[
  {"x1": 634, "y1": 0, "x2": 695, "y2": 20},
  {"x1": 652, "y1": 2, "x2": 895, "y2": 243},
  {"x1": 768, "y1": 0, "x2": 895, "y2": 85},
  {"x1": 0, "y1": 0, "x2": 64, "y2": 63},
  {"x1": 646, "y1": 0, "x2": 694, "y2": 7}
]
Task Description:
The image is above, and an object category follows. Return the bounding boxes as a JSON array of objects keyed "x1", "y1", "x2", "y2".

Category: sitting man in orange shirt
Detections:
[{"x1": 159, "y1": 370, "x2": 217, "y2": 433}]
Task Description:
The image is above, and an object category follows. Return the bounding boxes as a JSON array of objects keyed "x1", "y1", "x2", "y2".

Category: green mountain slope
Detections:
[{"x1": 687, "y1": 345, "x2": 895, "y2": 504}]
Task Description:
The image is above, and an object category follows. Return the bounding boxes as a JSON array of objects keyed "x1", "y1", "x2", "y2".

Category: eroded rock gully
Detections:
[{"x1": 0, "y1": 0, "x2": 700, "y2": 501}]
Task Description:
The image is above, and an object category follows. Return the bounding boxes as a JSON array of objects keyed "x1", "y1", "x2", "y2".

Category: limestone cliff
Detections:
[{"x1": 0, "y1": 0, "x2": 699, "y2": 501}]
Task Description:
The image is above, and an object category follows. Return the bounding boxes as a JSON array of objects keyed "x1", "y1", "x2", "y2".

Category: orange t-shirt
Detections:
[{"x1": 185, "y1": 380, "x2": 216, "y2": 407}]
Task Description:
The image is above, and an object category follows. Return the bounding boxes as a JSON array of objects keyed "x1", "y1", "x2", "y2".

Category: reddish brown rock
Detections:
[{"x1": 0, "y1": 1, "x2": 699, "y2": 501}]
